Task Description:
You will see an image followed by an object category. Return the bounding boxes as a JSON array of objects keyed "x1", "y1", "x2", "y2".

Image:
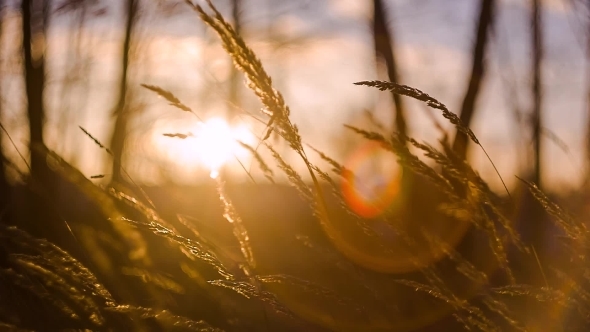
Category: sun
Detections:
[
  {"x1": 191, "y1": 118, "x2": 254, "y2": 178},
  {"x1": 153, "y1": 117, "x2": 255, "y2": 179}
]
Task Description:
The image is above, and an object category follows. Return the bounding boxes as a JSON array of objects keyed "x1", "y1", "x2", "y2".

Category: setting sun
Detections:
[
  {"x1": 153, "y1": 117, "x2": 255, "y2": 179},
  {"x1": 192, "y1": 118, "x2": 254, "y2": 178}
]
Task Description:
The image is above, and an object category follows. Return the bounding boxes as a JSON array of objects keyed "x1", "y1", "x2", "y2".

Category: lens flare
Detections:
[{"x1": 341, "y1": 141, "x2": 401, "y2": 218}]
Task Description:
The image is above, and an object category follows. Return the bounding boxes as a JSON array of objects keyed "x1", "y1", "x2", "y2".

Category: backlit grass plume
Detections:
[
  {"x1": 185, "y1": 0, "x2": 302, "y2": 154},
  {"x1": 355, "y1": 80, "x2": 510, "y2": 198}
]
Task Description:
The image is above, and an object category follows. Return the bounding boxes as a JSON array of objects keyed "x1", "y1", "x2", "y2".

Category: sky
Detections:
[{"x1": 0, "y1": 0, "x2": 588, "y2": 192}]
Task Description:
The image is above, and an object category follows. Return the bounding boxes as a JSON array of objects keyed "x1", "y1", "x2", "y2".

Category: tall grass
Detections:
[{"x1": 2, "y1": 1, "x2": 590, "y2": 331}]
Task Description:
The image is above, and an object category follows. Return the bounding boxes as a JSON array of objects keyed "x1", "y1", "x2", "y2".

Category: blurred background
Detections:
[{"x1": 0, "y1": 0, "x2": 588, "y2": 193}]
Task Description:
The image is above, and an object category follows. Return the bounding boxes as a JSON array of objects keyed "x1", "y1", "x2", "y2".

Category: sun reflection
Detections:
[{"x1": 153, "y1": 117, "x2": 254, "y2": 178}]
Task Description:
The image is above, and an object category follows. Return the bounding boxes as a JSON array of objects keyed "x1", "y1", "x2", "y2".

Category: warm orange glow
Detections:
[
  {"x1": 341, "y1": 141, "x2": 401, "y2": 218},
  {"x1": 192, "y1": 118, "x2": 254, "y2": 178},
  {"x1": 153, "y1": 117, "x2": 255, "y2": 178}
]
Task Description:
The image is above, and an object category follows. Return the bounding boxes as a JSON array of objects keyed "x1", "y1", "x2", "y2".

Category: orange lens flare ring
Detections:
[{"x1": 341, "y1": 141, "x2": 401, "y2": 218}]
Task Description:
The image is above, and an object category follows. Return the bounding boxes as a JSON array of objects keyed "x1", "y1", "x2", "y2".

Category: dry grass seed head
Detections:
[
  {"x1": 238, "y1": 141, "x2": 274, "y2": 183},
  {"x1": 216, "y1": 178, "x2": 257, "y2": 272}
]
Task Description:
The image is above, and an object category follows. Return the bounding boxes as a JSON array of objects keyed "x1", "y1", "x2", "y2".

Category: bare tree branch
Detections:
[
  {"x1": 452, "y1": 0, "x2": 495, "y2": 160},
  {"x1": 372, "y1": 0, "x2": 407, "y2": 137}
]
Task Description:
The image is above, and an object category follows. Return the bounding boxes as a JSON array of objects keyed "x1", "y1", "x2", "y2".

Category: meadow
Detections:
[{"x1": 1, "y1": 1, "x2": 589, "y2": 331}]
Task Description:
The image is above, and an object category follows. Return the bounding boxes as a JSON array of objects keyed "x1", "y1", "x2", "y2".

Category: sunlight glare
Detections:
[
  {"x1": 193, "y1": 118, "x2": 254, "y2": 178},
  {"x1": 153, "y1": 117, "x2": 254, "y2": 179}
]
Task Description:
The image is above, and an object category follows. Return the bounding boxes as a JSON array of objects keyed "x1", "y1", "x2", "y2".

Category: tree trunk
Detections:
[
  {"x1": 20, "y1": 0, "x2": 73, "y2": 244},
  {"x1": 584, "y1": 2, "x2": 590, "y2": 185},
  {"x1": 531, "y1": 0, "x2": 542, "y2": 188},
  {"x1": 372, "y1": 0, "x2": 406, "y2": 137},
  {"x1": 452, "y1": 0, "x2": 495, "y2": 160},
  {"x1": 0, "y1": 0, "x2": 9, "y2": 211},
  {"x1": 515, "y1": 0, "x2": 546, "y2": 284},
  {"x1": 110, "y1": 0, "x2": 137, "y2": 184},
  {"x1": 22, "y1": 0, "x2": 48, "y2": 181}
]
